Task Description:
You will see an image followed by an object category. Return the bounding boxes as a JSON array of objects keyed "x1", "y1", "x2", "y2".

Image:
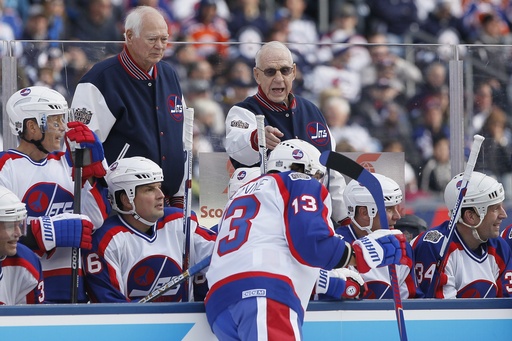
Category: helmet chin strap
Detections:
[
  {"x1": 21, "y1": 134, "x2": 50, "y2": 154},
  {"x1": 352, "y1": 216, "x2": 374, "y2": 235},
  {"x1": 459, "y1": 216, "x2": 487, "y2": 243},
  {"x1": 115, "y1": 202, "x2": 156, "y2": 227}
]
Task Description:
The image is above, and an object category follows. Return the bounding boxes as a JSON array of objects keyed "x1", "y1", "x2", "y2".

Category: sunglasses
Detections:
[{"x1": 256, "y1": 66, "x2": 294, "y2": 77}]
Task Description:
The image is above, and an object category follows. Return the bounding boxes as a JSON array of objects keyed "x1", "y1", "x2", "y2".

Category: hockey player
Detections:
[
  {"x1": 83, "y1": 157, "x2": 216, "y2": 302},
  {"x1": 500, "y1": 224, "x2": 512, "y2": 251},
  {"x1": 413, "y1": 171, "x2": 512, "y2": 298},
  {"x1": 1, "y1": 86, "x2": 108, "y2": 303},
  {"x1": 205, "y1": 139, "x2": 409, "y2": 340},
  {"x1": 224, "y1": 41, "x2": 348, "y2": 224},
  {"x1": 335, "y1": 174, "x2": 421, "y2": 299},
  {"x1": 0, "y1": 186, "x2": 44, "y2": 305}
]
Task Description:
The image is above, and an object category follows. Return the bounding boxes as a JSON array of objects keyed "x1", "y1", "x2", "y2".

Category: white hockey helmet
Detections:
[
  {"x1": 106, "y1": 157, "x2": 164, "y2": 213},
  {"x1": 344, "y1": 173, "x2": 403, "y2": 233},
  {"x1": 6, "y1": 86, "x2": 69, "y2": 136},
  {"x1": 267, "y1": 139, "x2": 325, "y2": 179},
  {"x1": 0, "y1": 186, "x2": 27, "y2": 223},
  {"x1": 444, "y1": 171, "x2": 504, "y2": 219},
  {"x1": 228, "y1": 167, "x2": 261, "y2": 198}
]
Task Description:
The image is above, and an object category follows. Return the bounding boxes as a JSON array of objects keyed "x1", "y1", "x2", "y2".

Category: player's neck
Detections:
[
  {"x1": 456, "y1": 224, "x2": 483, "y2": 251},
  {"x1": 123, "y1": 213, "x2": 153, "y2": 235},
  {"x1": 16, "y1": 142, "x2": 47, "y2": 162}
]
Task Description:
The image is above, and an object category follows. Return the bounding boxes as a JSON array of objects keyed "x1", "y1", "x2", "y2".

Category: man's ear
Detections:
[
  {"x1": 120, "y1": 192, "x2": 133, "y2": 211},
  {"x1": 125, "y1": 29, "x2": 134, "y2": 43}
]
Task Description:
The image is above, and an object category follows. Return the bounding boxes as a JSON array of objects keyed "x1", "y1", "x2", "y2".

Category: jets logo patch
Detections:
[
  {"x1": 167, "y1": 94, "x2": 184, "y2": 121},
  {"x1": 306, "y1": 122, "x2": 329, "y2": 146}
]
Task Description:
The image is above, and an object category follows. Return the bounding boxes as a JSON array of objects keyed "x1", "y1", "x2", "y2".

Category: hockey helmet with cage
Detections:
[
  {"x1": 228, "y1": 167, "x2": 261, "y2": 198},
  {"x1": 344, "y1": 173, "x2": 403, "y2": 233},
  {"x1": 0, "y1": 186, "x2": 27, "y2": 223},
  {"x1": 6, "y1": 86, "x2": 69, "y2": 136},
  {"x1": 444, "y1": 171, "x2": 504, "y2": 220},
  {"x1": 267, "y1": 139, "x2": 326, "y2": 180},
  {"x1": 106, "y1": 156, "x2": 164, "y2": 214}
]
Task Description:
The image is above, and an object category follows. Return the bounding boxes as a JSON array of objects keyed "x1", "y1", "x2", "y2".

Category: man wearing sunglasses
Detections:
[{"x1": 224, "y1": 41, "x2": 348, "y2": 223}]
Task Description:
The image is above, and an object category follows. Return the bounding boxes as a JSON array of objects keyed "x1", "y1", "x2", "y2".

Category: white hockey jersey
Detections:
[
  {"x1": 0, "y1": 244, "x2": 44, "y2": 305},
  {"x1": 205, "y1": 172, "x2": 349, "y2": 327},
  {"x1": 0, "y1": 149, "x2": 109, "y2": 302},
  {"x1": 83, "y1": 207, "x2": 216, "y2": 302}
]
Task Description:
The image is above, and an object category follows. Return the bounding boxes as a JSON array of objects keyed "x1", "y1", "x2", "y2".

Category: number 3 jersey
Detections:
[
  {"x1": 205, "y1": 171, "x2": 349, "y2": 327},
  {"x1": 0, "y1": 149, "x2": 109, "y2": 302},
  {"x1": 412, "y1": 221, "x2": 512, "y2": 298},
  {"x1": 83, "y1": 207, "x2": 216, "y2": 302},
  {"x1": 0, "y1": 244, "x2": 44, "y2": 305}
]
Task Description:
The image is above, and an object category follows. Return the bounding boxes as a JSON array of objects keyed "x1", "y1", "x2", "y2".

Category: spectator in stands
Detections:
[
  {"x1": 475, "y1": 106, "x2": 512, "y2": 192},
  {"x1": 64, "y1": 0, "x2": 122, "y2": 61},
  {"x1": 412, "y1": 96, "x2": 450, "y2": 163},
  {"x1": 164, "y1": 43, "x2": 200, "y2": 81},
  {"x1": 408, "y1": 61, "x2": 449, "y2": 125},
  {"x1": 366, "y1": 0, "x2": 418, "y2": 53},
  {"x1": 193, "y1": 97, "x2": 226, "y2": 152},
  {"x1": 321, "y1": 95, "x2": 380, "y2": 152},
  {"x1": 306, "y1": 45, "x2": 361, "y2": 103},
  {"x1": 317, "y1": 2, "x2": 371, "y2": 72},
  {"x1": 361, "y1": 33, "x2": 423, "y2": 98},
  {"x1": 227, "y1": 0, "x2": 269, "y2": 62},
  {"x1": 278, "y1": 0, "x2": 319, "y2": 67},
  {"x1": 180, "y1": 0, "x2": 230, "y2": 59},
  {"x1": 0, "y1": 3, "x2": 22, "y2": 58},
  {"x1": 472, "y1": 80, "x2": 498, "y2": 133},
  {"x1": 473, "y1": 12, "x2": 512, "y2": 82},
  {"x1": 419, "y1": 136, "x2": 451, "y2": 195},
  {"x1": 418, "y1": 0, "x2": 476, "y2": 45},
  {"x1": 1, "y1": 0, "x2": 23, "y2": 39},
  {"x1": 352, "y1": 77, "x2": 406, "y2": 132}
]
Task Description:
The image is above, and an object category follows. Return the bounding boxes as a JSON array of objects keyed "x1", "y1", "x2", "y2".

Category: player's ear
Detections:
[{"x1": 119, "y1": 192, "x2": 133, "y2": 210}]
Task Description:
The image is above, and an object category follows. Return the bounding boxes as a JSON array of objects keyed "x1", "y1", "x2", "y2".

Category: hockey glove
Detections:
[
  {"x1": 65, "y1": 121, "x2": 107, "y2": 186},
  {"x1": 315, "y1": 268, "x2": 367, "y2": 299},
  {"x1": 31, "y1": 213, "x2": 93, "y2": 251},
  {"x1": 353, "y1": 229, "x2": 408, "y2": 274}
]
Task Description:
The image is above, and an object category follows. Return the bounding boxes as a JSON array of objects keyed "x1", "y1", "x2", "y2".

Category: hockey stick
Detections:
[
  {"x1": 71, "y1": 147, "x2": 83, "y2": 303},
  {"x1": 319, "y1": 151, "x2": 408, "y2": 341},
  {"x1": 67, "y1": 108, "x2": 93, "y2": 304},
  {"x1": 426, "y1": 134, "x2": 485, "y2": 297},
  {"x1": 138, "y1": 255, "x2": 211, "y2": 303},
  {"x1": 256, "y1": 115, "x2": 267, "y2": 174},
  {"x1": 182, "y1": 107, "x2": 195, "y2": 302}
]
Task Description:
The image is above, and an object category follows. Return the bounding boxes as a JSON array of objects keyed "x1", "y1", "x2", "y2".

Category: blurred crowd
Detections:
[{"x1": 2, "y1": 0, "x2": 512, "y2": 200}]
